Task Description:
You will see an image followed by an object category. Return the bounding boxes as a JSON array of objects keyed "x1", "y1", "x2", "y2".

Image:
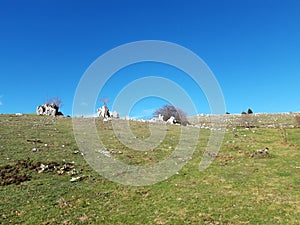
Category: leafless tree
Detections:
[
  {"x1": 45, "y1": 97, "x2": 63, "y2": 108},
  {"x1": 99, "y1": 96, "x2": 109, "y2": 106},
  {"x1": 154, "y1": 104, "x2": 189, "y2": 125}
]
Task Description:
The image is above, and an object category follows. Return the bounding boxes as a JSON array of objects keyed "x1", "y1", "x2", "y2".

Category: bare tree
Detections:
[
  {"x1": 45, "y1": 97, "x2": 63, "y2": 108},
  {"x1": 52, "y1": 97, "x2": 63, "y2": 108},
  {"x1": 154, "y1": 104, "x2": 189, "y2": 125},
  {"x1": 99, "y1": 96, "x2": 109, "y2": 106}
]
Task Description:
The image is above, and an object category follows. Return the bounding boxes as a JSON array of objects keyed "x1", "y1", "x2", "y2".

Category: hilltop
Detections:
[{"x1": 0, "y1": 114, "x2": 300, "y2": 224}]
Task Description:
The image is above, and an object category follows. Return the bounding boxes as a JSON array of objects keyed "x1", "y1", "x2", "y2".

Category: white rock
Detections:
[
  {"x1": 32, "y1": 148, "x2": 39, "y2": 152},
  {"x1": 70, "y1": 176, "x2": 82, "y2": 182}
]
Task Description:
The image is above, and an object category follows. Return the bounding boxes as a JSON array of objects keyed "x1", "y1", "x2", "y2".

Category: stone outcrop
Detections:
[
  {"x1": 36, "y1": 104, "x2": 62, "y2": 116},
  {"x1": 97, "y1": 105, "x2": 110, "y2": 118}
]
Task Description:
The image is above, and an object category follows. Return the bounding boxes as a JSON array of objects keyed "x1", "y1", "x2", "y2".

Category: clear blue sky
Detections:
[{"x1": 1, "y1": 0, "x2": 299, "y2": 117}]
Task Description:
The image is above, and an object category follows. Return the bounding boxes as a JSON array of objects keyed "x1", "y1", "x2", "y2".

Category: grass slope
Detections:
[{"x1": 0, "y1": 114, "x2": 299, "y2": 224}]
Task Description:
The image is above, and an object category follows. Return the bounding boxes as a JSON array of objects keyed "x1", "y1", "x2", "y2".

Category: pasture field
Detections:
[{"x1": 0, "y1": 114, "x2": 300, "y2": 224}]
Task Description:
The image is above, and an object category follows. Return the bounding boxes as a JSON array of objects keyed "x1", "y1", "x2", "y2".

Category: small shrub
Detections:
[
  {"x1": 295, "y1": 115, "x2": 300, "y2": 127},
  {"x1": 279, "y1": 127, "x2": 288, "y2": 144}
]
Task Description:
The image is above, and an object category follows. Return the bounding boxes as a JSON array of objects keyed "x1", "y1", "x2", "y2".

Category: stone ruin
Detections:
[{"x1": 36, "y1": 104, "x2": 63, "y2": 116}]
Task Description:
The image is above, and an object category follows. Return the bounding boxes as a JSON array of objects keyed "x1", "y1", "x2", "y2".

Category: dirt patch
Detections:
[{"x1": 0, "y1": 158, "x2": 78, "y2": 186}]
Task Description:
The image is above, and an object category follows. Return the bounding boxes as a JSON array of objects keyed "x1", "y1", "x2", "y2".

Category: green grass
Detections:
[{"x1": 0, "y1": 114, "x2": 300, "y2": 224}]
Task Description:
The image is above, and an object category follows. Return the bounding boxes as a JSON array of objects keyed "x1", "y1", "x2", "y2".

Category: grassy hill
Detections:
[
  {"x1": 189, "y1": 112, "x2": 299, "y2": 128},
  {"x1": 1, "y1": 114, "x2": 300, "y2": 224}
]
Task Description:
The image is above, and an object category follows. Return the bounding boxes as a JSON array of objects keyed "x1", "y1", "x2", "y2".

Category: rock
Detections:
[
  {"x1": 32, "y1": 148, "x2": 39, "y2": 152},
  {"x1": 27, "y1": 139, "x2": 42, "y2": 144},
  {"x1": 149, "y1": 114, "x2": 165, "y2": 123},
  {"x1": 97, "y1": 105, "x2": 110, "y2": 118},
  {"x1": 111, "y1": 150, "x2": 123, "y2": 154},
  {"x1": 71, "y1": 169, "x2": 80, "y2": 175},
  {"x1": 38, "y1": 163, "x2": 49, "y2": 173},
  {"x1": 112, "y1": 111, "x2": 119, "y2": 118},
  {"x1": 36, "y1": 103, "x2": 63, "y2": 116},
  {"x1": 166, "y1": 116, "x2": 175, "y2": 124},
  {"x1": 70, "y1": 176, "x2": 82, "y2": 182},
  {"x1": 250, "y1": 147, "x2": 270, "y2": 158}
]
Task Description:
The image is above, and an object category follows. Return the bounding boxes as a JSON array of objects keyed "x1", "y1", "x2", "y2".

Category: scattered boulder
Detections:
[
  {"x1": 149, "y1": 114, "x2": 165, "y2": 123},
  {"x1": 0, "y1": 159, "x2": 82, "y2": 186},
  {"x1": 250, "y1": 147, "x2": 270, "y2": 158}
]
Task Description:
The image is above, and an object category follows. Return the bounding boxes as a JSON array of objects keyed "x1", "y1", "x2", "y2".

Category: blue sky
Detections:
[{"x1": 0, "y1": 0, "x2": 300, "y2": 117}]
